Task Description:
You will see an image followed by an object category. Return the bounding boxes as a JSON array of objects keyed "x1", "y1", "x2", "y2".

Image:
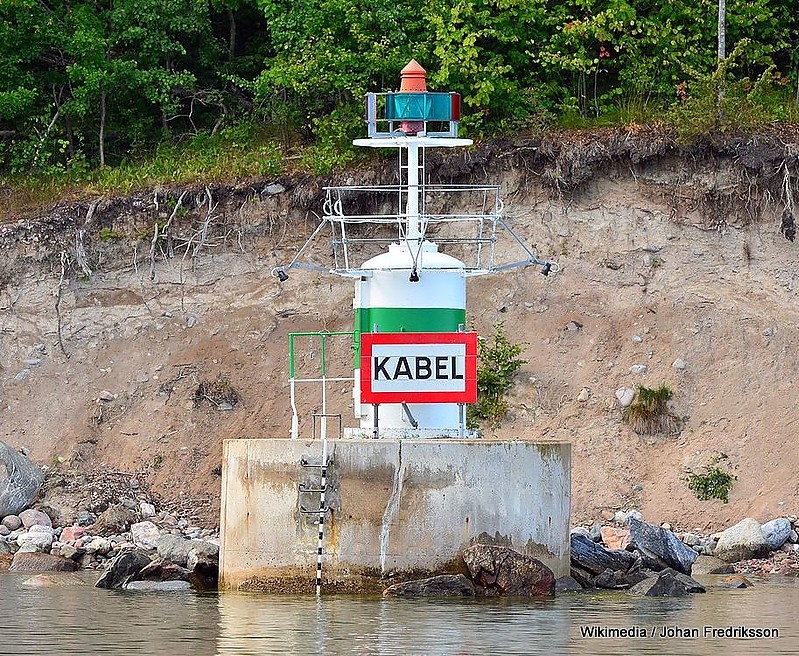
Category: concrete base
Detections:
[{"x1": 219, "y1": 438, "x2": 570, "y2": 592}]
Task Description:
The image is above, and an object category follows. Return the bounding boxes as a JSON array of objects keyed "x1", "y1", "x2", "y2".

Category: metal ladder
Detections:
[{"x1": 297, "y1": 414, "x2": 340, "y2": 595}]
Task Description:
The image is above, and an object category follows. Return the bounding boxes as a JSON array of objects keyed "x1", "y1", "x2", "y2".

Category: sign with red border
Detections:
[{"x1": 360, "y1": 332, "x2": 478, "y2": 404}]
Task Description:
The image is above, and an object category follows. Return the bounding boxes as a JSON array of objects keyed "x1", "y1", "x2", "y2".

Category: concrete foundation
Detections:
[{"x1": 219, "y1": 438, "x2": 571, "y2": 592}]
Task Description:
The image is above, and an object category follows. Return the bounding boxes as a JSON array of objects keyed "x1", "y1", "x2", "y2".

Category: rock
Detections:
[
  {"x1": 59, "y1": 544, "x2": 80, "y2": 560},
  {"x1": 600, "y1": 526, "x2": 632, "y2": 551},
  {"x1": 566, "y1": 321, "x2": 582, "y2": 332},
  {"x1": 628, "y1": 517, "x2": 698, "y2": 575},
  {"x1": 136, "y1": 558, "x2": 192, "y2": 582},
  {"x1": 589, "y1": 523, "x2": 603, "y2": 542},
  {"x1": 761, "y1": 518, "x2": 792, "y2": 550},
  {"x1": 131, "y1": 521, "x2": 161, "y2": 549},
  {"x1": 2, "y1": 514, "x2": 22, "y2": 531},
  {"x1": 0, "y1": 524, "x2": 8, "y2": 536},
  {"x1": 76, "y1": 510, "x2": 95, "y2": 527},
  {"x1": 383, "y1": 574, "x2": 475, "y2": 598},
  {"x1": 264, "y1": 183, "x2": 285, "y2": 196},
  {"x1": 713, "y1": 518, "x2": 770, "y2": 563},
  {"x1": 614, "y1": 510, "x2": 643, "y2": 526},
  {"x1": 615, "y1": 387, "x2": 635, "y2": 408},
  {"x1": 91, "y1": 504, "x2": 137, "y2": 536},
  {"x1": 570, "y1": 533, "x2": 637, "y2": 576},
  {"x1": 628, "y1": 568, "x2": 705, "y2": 597},
  {"x1": 156, "y1": 534, "x2": 192, "y2": 566},
  {"x1": 140, "y1": 502, "x2": 156, "y2": 518},
  {"x1": 720, "y1": 575, "x2": 752, "y2": 589},
  {"x1": 629, "y1": 364, "x2": 648, "y2": 374},
  {"x1": 790, "y1": 530, "x2": 799, "y2": 544},
  {"x1": 186, "y1": 540, "x2": 219, "y2": 571},
  {"x1": 16, "y1": 528, "x2": 54, "y2": 550},
  {"x1": 19, "y1": 508, "x2": 52, "y2": 528},
  {"x1": 9, "y1": 552, "x2": 79, "y2": 572},
  {"x1": 98, "y1": 390, "x2": 115, "y2": 401},
  {"x1": 0, "y1": 443, "x2": 45, "y2": 517},
  {"x1": 186, "y1": 315, "x2": 198, "y2": 328},
  {"x1": 0, "y1": 538, "x2": 10, "y2": 554},
  {"x1": 463, "y1": 544, "x2": 555, "y2": 597},
  {"x1": 15, "y1": 369, "x2": 30, "y2": 381},
  {"x1": 577, "y1": 387, "x2": 590, "y2": 402},
  {"x1": 672, "y1": 358, "x2": 687, "y2": 370},
  {"x1": 95, "y1": 548, "x2": 152, "y2": 589},
  {"x1": 84, "y1": 537, "x2": 112, "y2": 555},
  {"x1": 124, "y1": 580, "x2": 193, "y2": 591},
  {"x1": 691, "y1": 555, "x2": 735, "y2": 575},
  {"x1": 632, "y1": 335, "x2": 643, "y2": 343},
  {"x1": 61, "y1": 526, "x2": 87, "y2": 543},
  {"x1": 570, "y1": 526, "x2": 590, "y2": 538},
  {"x1": 555, "y1": 576, "x2": 584, "y2": 593},
  {"x1": 22, "y1": 573, "x2": 87, "y2": 587}
]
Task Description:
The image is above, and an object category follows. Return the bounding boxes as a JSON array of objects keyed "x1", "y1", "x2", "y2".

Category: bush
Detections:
[
  {"x1": 467, "y1": 322, "x2": 526, "y2": 428},
  {"x1": 687, "y1": 465, "x2": 735, "y2": 503},
  {"x1": 623, "y1": 383, "x2": 679, "y2": 435}
]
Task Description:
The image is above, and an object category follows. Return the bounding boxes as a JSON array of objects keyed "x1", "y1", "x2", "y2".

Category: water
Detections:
[{"x1": 1, "y1": 572, "x2": 797, "y2": 655}]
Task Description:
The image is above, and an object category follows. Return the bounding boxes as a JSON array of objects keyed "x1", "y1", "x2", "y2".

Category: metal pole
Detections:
[
  {"x1": 406, "y1": 141, "x2": 420, "y2": 241},
  {"x1": 316, "y1": 435, "x2": 328, "y2": 596},
  {"x1": 373, "y1": 404, "x2": 379, "y2": 439}
]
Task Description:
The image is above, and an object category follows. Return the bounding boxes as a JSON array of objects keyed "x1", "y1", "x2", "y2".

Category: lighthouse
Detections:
[{"x1": 220, "y1": 62, "x2": 570, "y2": 593}]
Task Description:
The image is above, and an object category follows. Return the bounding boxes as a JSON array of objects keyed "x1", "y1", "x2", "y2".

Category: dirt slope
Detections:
[{"x1": 1, "y1": 130, "x2": 797, "y2": 532}]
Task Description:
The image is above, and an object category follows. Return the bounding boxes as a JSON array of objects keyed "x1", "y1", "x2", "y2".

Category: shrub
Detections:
[
  {"x1": 623, "y1": 383, "x2": 679, "y2": 435},
  {"x1": 687, "y1": 465, "x2": 735, "y2": 503},
  {"x1": 467, "y1": 322, "x2": 526, "y2": 428}
]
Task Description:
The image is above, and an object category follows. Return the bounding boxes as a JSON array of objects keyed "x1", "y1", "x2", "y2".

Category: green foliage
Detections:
[
  {"x1": 623, "y1": 383, "x2": 678, "y2": 435},
  {"x1": 468, "y1": 322, "x2": 527, "y2": 428},
  {"x1": 687, "y1": 464, "x2": 735, "y2": 503}
]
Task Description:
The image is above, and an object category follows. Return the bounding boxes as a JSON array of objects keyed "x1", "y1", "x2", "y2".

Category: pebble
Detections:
[
  {"x1": 98, "y1": 390, "x2": 115, "y2": 402},
  {"x1": 672, "y1": 358, "x2": 687, "y2": 370},
  {"x1": 15, "y1": 369, "x2": 30, "y2": 381},
  {"x1": 615, "y1": 387, "x2": 635, "y2": 408},
  {"x1": 576, "y1": 388, "x2": 590, "y2": 403},
  {"x1": 632, "y1": 335, "x2": 643, "y2": 343},
  {"x1": 629, "y1": 364, "x2": 648, "y2": 374}
]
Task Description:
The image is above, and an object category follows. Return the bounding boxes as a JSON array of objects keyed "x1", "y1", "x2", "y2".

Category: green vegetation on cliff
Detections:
[{"x1": 1, "y1": 0, "x2": 798, "y2": 199}]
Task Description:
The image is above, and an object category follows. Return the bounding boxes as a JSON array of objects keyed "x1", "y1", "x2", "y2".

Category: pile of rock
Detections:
[
  {"x1": 1, "y1": 500, "x2": 219, "y2": 591},
  {"x1": 567, "y1": 512, "x2": 799, "y2": 596}
]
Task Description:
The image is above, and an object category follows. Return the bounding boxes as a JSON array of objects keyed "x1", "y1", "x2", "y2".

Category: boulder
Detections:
[
  {"x1": 9, "y1": 552, "x2": 79, "y2": 572},
  {"x1": 720, "y1": 575, "x2": 752, "y2": 589},
  {"x1": 2, "y1": 515, "x2": 22, "y2": 531},
  {"x1": 383, "y1": 574, "x2": 475, "y2": 598},
  {"x1": 136, "y1": 558, "x2": 192, "y2": 582},
  {"x1": 60, "y1": 526, "x2": 87, "y2": 543},
  {"x1": 95, "y1": 548, "x2": 152, "y2": 589},
  {"x1": 22, "y1": 573, "x2": 88, "y2": 587},
  {"x1": 691, "y1": 555, "x2": 735, "y2": 575},
  {"x1": 713, "y1": 518, "x2": 770, "y2": 563},
  {"x1": 570, "y1": 532, "x2": 637, "y2": 576},
  {"x1": 124, "y1": 580, "x2": 193, "y2": 592},
  {"x1": 628, "y1": 568, "x2": 705, "y2": 597},
  {"x1": 555, "y1": 576, "x2": 584, "y2": 593},
  {"x1": 186, "y1": 540, "x2": 219, "y2": 571},
  {"x1": 131, "y1": 521, "x2": 161, "y2": 549},
  {"x1": 19, "y1": 508, "x2": 52, "y2": 528},
  {"x1": 0, "y1": 442, "x2": 44, "y2": 517},
  {"x1": 16, "y1": 527, "x2": 54, "y2": 551},
  {"x1": 761, "y1": 518, "x2": 792, "y2": 550},
  {"x1": 90, "y1": 504, "x2": 137, "y2": 536},
  {"x1": 600, "y1": 526, "x2": 631, "y2": 551},
  {"x1": 156, "y1": 534, "x2": 192, "y2": 566},
  {"x1": 628, "y1": 517, "x2": 698, "y2": 575},
  {"x1": 462, "y1": 544, "x2": 554, "y2": 597}
]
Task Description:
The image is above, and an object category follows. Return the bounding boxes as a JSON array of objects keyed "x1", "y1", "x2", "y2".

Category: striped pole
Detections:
[{"x1": 316, "y1": 437, "x2": 328, "y2": 596}]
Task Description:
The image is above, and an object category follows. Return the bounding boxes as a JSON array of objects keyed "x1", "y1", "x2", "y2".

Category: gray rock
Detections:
[
  {"x1": 615, "y1": 387, "x2": 635, "y2": 408},
  {"x1": 555, "y1": 576, "x2": 584, "y2": 593},
  {"x1": 95, "y1": 548, "x2": 152, "y2": 589},
  {"x1": 383, "y1": 574, "x2": 475, "y2": 598},
  {"x1": 156, "y1": 534, "x2": 192, "y2": 566},
  {"x1": 131, "y1": 521, "x2": 160, "y2": 549},
  {"x1": 628, "y1": 568, "x2": 705, "y2": 597},
  {"x1": 629, "y1": 364, "x2": 648, "y2": 374},
  {"x1": 90, "y1": 504, "x2": 136, "y2": 536},
  {"x1": 628, "y1": 517, "x2": 698, "y2": 575},
  {"x1": 76, "y1": 510, "x2": 95, "y2": 527},
  {"x1": 589, "y1": 523, "x2": 603, "y2": 543},
  {"x1": 0, "y1": 442, "x2": 45, "y2": 517},
  {"x1": 15, "y1": 369, "x2": 30, "y2": 381},
  {"x1": 0, "y1": 525, "x2": 8, "y2": 536},
  {"x1": 264, "y1": 183, "x2": 285, "y2": 196},
  {"x1": 690, "y1": 555, "x2": 735, "y2": 575},
  {"x1": 463, "y1": 544, "x2": 555, "y2": 597},
  {"x1": 186, "y1": 540, "x2": 219, "y2": 571},
  {"x1": 570, "y1": 533, "x2": 637, "y2": 576},
  {"x1": 714, "y1": 518, "x2": 770, "y2": 563},
  {"x1": 124, "y1": 580, "x2": 192, "y2": 591},
  {"x1": 672, "y1": 358, "x2": 687, "y2": 370},
  {"x1": 761, "y1": 518, "x2": 792, "y2": 550},
  {"x1": 19, "y1": 508, "x2": 52, "y2": 528},
  {"x1": 9, "y1": 552, "x2": 79, "y2": 572},
  {"x1": 2, "y1": 515, "x2": 22, "y2": 531}
]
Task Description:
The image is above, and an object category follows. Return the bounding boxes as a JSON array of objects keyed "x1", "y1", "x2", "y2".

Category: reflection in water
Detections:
[{"x1": 1, "y1": 571, "x2": 797, "y2": 655}]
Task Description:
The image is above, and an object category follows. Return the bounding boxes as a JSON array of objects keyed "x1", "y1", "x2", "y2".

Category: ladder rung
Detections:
[
  {"x1": 300, "y1": 458, "x2": 327, "y2": 468},
  {"x1": 300, "y1": 506, "x2": 329, "y2": 514},
  {"x1": 299, "y1": 485, "x2": 325, "y2": 492}
]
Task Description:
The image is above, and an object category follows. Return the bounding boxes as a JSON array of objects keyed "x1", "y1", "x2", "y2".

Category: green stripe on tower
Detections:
[{"x1": 353, "y1": 307, "x2": 466, "y2": 366}]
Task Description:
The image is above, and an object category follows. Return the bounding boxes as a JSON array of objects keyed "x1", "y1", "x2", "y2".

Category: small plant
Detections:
[
  {"x1": 194, "y1": 374, "x2": 241, "y2": 409},
  {"x1": 467, "y1": 322, "x2": 527, "y2": 428},
  {"x1": 687, "y1": 464, "x2": 735, "y2": 503},
  {"x1": 623, "y1": 383, "x2": 679, "y2": 435},
  {"x1": 99, "y1": 227, "x2": 123, "y2": 241}
]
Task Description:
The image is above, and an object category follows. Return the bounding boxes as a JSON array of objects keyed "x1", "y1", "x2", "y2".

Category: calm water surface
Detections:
[{"x1": 0, "y1": 572, "x2": 796, "y2": 655}]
